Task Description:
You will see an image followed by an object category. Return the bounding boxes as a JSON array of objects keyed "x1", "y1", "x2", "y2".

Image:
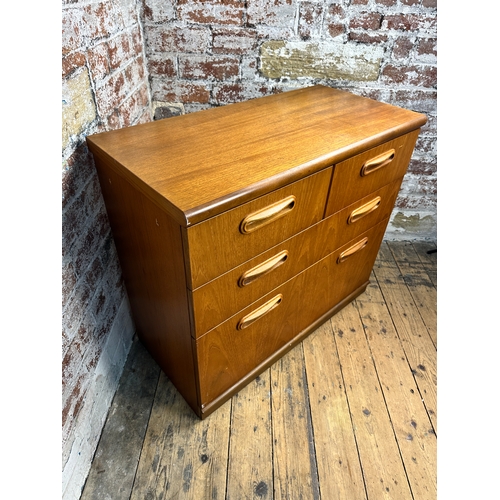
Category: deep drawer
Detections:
[
  {"x1": 194, "y1": 218, "x2": 388, "y2": 408},
  {"x1": 325, "y1": 130, "x2": 419, "y2": 216},
  {"x1": 191, "y1": 179, "x2": 402, "y2": 337}
]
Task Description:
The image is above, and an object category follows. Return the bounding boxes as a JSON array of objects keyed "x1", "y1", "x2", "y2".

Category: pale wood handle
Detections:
[
  {"x1": 347, "y1": 196, "x2": 381, "y2": 224},
  {"x1": 239, "y1": 251, "x2": 289, "y2": 287},
  {"x1": 337, "y1": 237, "x2": 369, "y2": 264},
  {"x1": 240, "y1": 196, "x2": 296, "y2": 234},
  {"x1": 360, "y1": 149, "x2": 395, "y2": 176},
  {"x1": 237, "y1": 294, "x2": 283, "y2": 330}
]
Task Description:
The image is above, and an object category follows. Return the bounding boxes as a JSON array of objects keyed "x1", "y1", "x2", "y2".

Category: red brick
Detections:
[
  {"x1": 86, "y1": 1, "x2": 122, "y2": 41},
  {"x1": 148, "y1": 54, "x2": 176, "y2": 78},
  {"x1": 213, "y1": 83, "x2": 269, "y2": 104},
  {"x1": 401, "y1": 0, "x2": 419, "y2": 5},
  {"x1": 148, "y1": 26, "x2": 211, "y2": 53},
  {"x1": 86, "y1": 42, "x2": 110, "y2": 81},
  {"x1": 349, "y1": 12, "x2": 382, "y2": 30},
  {"x1": 124, "y1": 56, "x2": 146, "y2": 89},
  {"x1": 349, "y1": 32, "x2": 388, "y2": 44},
  {"x1": 329, "y1": 23, "x2": 345, "y2": 38},
  {"x1": 108, "y1": 33, "x2": 131, "y2": 70},
  {"x1": 121, "y1": 84, "x2": 152, "y2": 127},
  {"x1": 423, "y1": 0, "x2": 437, "y2": 7},
  {"x1": 421, "y1": 114, "x2": 436, "y2": 135},
  {"x1": 62, "y1": 51, "x2": 86, "y2": 78},
  {"x1": 419, "y1": 176, "x2": 437, "y2": 196},
  {"x1": 392, "y1": 89, "x2": 437, "y2": 113},
  {"x1": 62, "y1": 8, "x2": 84, "y2": 54},
  {"x1": 105, "y1": 109, "x2": 122, "y2": 130},
  {"x1": 143, "y1": 0, "x2": 176, "y2": 22},
  {"x1": 383, "y1": 14, "x2": 437, "y2": 32},
  {"x1": 63, "y1": 191, "x2": 93, "y2": 250},
  {"x1": 350, "y1": 0, "x2": 369, "y2": 4},
  {"x1": 415, "y1": 136, "x2": 436, "y2": 155},
  {"x1": 299, "y1": 3, "x2": 324, "y2": 39},
  {"x1": 137, "y1": 108, "x2": 154, "y2": 125},
  {"x1": 62, "y1": 283, "x2": 91, "y2": 340},
  {"x1": 62, "y1": 371, "x2": 87, "y2": 429},
  {"x1": 247, "y1": 0, "x2": 295, "y2": 27},
  {"x1": 179, "y1": 55, "x2": 239, "y2": 81},
  {"x1": 62, "y1": 264, "x2": 78, "y2": 314},
  {"x1": 325, "y1": 4, "x2": 346, "y2": 38},
  {"x1": 177, "y1": 0, "x2": 244, "y2": 26},
  {"x1": 375, "y1": 0, "x2": 397, "y2": 5},
  {"x1": 392, "y1": 37, "x2": 416, "y2": 60},
  {"x1": 72, "y1": 208, "x2": 111, "y2": 277},
  {"x1": 382, "y1": 64, "x2": 437, "y2": 88},
  {"x1": 94, "y1": 71, "x2": 127, "y2": 116},
  {"x1": 212, "y1": 28, "x2": 258, "y2": 54},
  {"x1": 132, "y1": 28, "x2": 144, "y2": 55},
  {"x1": 156, "y1": 80, "x2": 211, "y2": 104},
  {"x1": 138, "y1": 84, "x2": 152, "y2": 112},
  {"x1": 62, "y1": 146, "x2": 95, "y2": 209},
  {"x1": 407, "y1": 157, "x2": 436, "y2": 176},
  {"x1": 416, "y1": 38, "x2": 437, "y2": 62},
  {"x1": 328, "y1": 3, "x2": 344, "y2": 17}
]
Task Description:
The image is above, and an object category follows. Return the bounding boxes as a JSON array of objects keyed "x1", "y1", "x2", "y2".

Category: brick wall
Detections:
[
  {"x1": 62, "y1": 0, "x2": 151, "y2": 498},
  {"x1": 143, "y1": 0, "x2": 437, "y2": 239},
  {"x1": 62, "y1": 1, "x2": 436, "y2": 497}
]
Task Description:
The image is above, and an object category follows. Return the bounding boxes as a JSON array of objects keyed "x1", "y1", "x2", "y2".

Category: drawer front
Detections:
[
  {"x1": 185, "y1": 168, "x2": 332, "y2": 289},
  {"x1": 195, "y1": 219, "x2": 388, "y2": 408},
  {"x1": 325, "y1": 130, "x2": 419, "y2": 216},
  {"x1": 191, "y1": 178, "x2": 402, "y2": 337}
]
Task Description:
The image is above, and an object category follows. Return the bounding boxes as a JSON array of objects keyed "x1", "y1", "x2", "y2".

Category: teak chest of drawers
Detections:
[{"x1": 87, "y1": 85, "x2": 427, "y2": 419}]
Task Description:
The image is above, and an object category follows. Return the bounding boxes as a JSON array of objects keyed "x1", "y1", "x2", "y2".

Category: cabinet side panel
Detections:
[{"x1": 92, "y1": 153, "x2": 199, "y2": 413}]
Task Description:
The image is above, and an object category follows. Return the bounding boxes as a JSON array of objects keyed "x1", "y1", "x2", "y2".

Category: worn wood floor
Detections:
[{"x1": 81, "y1": 240, "x2": 437, "y2": 500}]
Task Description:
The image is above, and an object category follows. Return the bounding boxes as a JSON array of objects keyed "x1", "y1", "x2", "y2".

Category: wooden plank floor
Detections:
[{"x1": 81, "y1": 240, "x2": 437, "y2": 500}]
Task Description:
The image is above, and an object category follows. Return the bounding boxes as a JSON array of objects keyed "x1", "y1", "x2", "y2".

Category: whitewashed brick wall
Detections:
[
  {"x1": 143, "y1": 0, "x2": 437, "y2": 239},
  {"x1": 62, "y1": 1, "x2": 437, "y2": 497},
  {"x1": 62, "y1": 0, "x2": 151, "y2": 498}
]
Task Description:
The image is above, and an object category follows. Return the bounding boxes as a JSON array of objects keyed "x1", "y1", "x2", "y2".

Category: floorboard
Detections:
[{"x1": 80, "y1": 240, "x2": 437, "y2": 500}]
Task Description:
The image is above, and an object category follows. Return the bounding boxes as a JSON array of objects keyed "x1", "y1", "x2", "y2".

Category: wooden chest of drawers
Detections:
[{"x1": 86, "y1": 85, "x2": 427, "y2": 418}]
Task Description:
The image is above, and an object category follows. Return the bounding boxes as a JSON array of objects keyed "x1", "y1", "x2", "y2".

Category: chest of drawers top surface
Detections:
[{"x1": 86, "y1": 85, "x2": 426, "y2": 226}]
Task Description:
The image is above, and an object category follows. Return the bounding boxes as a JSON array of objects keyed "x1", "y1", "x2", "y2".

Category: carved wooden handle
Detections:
[
  {"x1": 237, "y1": 294, "x2": 283, "y2": 330},
  {"x1": 360, "y1": 149, "x2": 395, "y2": 176},
  {"x1": 337, "y1": 237, "x2": 369, "y2": 264},
  {"x1": 240, "y1": 196, "x2": 296, "y2": 234},
  {"x1": 238, "y1": 250, "x2": 289, "y2": 287},
  {"x1": 347, "y1": 196, "x2": 381, "y2": 224}
]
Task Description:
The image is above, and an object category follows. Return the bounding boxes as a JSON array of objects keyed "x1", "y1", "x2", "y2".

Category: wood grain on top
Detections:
[{"x1": 86, "y1": 85, "x2": 427, "y2": 226}]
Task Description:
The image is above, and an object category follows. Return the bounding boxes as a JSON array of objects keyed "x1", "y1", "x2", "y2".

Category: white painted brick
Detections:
[{"x1": 62, "y1": 297, "x2": 135, "y2": 500}]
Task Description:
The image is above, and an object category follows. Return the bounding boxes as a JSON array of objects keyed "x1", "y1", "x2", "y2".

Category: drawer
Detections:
[
  {"x1": 325, "y1": 129, "x2": 419, "y2": 216},
  {"x1": 191, "y1": 178, "x2": 402, "y2": 337},
  {"x1": 194, "y1": 218, "x2": 388, "y2": 408},
  {"x1": 184, "y1": 167, "x2": 332, "y2": 289}
]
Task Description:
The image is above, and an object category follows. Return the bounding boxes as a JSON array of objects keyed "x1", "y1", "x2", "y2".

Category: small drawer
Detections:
[
  {"x1": 325, "y1": 130, "x2": 419, "y2": 217},
  {"x1": 185, "y1": 167, "x2": 332, "y2": 289},
  {"x1": 191, "y1": 179, "x2": 402, "y2": 337},
  {"x1": 194, "y1": 218, "x2": 389, "y2": 408}
]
